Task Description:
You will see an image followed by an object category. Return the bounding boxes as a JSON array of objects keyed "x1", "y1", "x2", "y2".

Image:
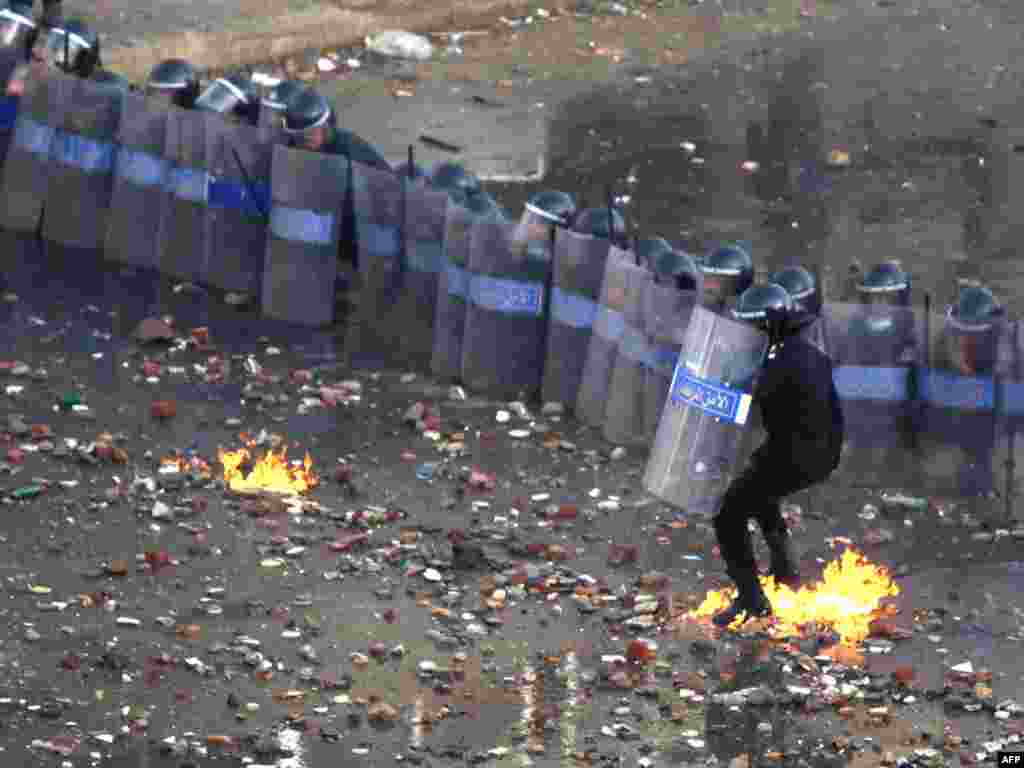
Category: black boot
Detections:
[
  {"x1": 764, "y1": 527, "x2": 801, "y2": 589},
  {"x1": 712, "y1": 570, "x2": 772, "y2": 628}
]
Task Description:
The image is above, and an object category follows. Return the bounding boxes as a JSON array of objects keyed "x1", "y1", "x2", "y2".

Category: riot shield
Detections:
[
  {"x1": 917, "y1": 311, "x2": 1003, "y2": 497},
  {"x1": 603, "y1": 264, "x2": 654, "y2": 447},
  {"x1": 204, "y1": 115, "x2": 271, "y2": 295},
  {"x1": 0, "y1": 73, "x2": 54, "y2": 233},
  {"x1": 642, "y1": 280, "x2": 698, "y2": 442},
  {"x1": 430, "y1": 198, "x2": 476, "y2": 382},
  {"x1": 257, "y1": 106, "x2": 284, "y2": 146},
  {"x1": 344, "y1": 160, "x2": 405, "y2": 370},
  {"x1": 462, "y1": 213, "x2": 548, "y2": 400},
  {"x1": 644, "y1": 306, "x2": 770, "y2": 514},
  {"x1": 41, "y1": 75, "x2": 121, "y2": 250},
  {"x1": 393, "y1": 180, "x2": 447, "y2": 372},
  {"x1": 576, "y1": 245, "x2": 640, "y2": 429},
  {"x1": 541, "y1": 228, "x2": 610, "y2": 410},
  {"x1": 104, "y1": 92, "x2": 167, "y2": 269},
  {"x1": 261, "y1": 144, "x2": 345, "y2": 326},
  {"x1": 823, "y1": 302, "x2": 925, "y2": 487},
  {"x1": 156, "y1": 106, "x2": 208, "y2": 284},
  {"x1": 0, "y1": 47, "x2": 22, "y2": 166}
]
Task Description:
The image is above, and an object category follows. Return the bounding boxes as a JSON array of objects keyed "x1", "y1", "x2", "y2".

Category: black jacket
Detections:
[{"x1": 753, "y1": 335, "x2": 844, "y2": 480}]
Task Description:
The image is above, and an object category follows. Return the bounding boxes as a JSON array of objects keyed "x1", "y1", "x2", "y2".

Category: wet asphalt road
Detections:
[{"x1": 0, "y1": 231, "x2": 1019, "y2": 767}]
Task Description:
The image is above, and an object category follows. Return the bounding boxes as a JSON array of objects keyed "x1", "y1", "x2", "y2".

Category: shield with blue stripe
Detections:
[
  {"x1": 394, "y1": 180, "x2": 447, "y2": 372},
  {"x1": 431, "y1": 198, "x2": 479, "y2": 382},
  {"x1": 577, "y1": 246, "x2": 641, "y2": 429},
  {"x1": 0, "y1": 74, "x2": 54, "y2": 234},
  {"x1": 461, "y1": 213, "x2": 549, "y2": 399},
  {"x1": 262, "y1": 144, "x2": 346, "y2": 327},
  {"x1": 644, "y1": 305, "x2": 770, "y2": 511},
  {"x1": 157, "y1": 107, "x2": 209, "y2": 285},
  {"x1": 541, "y1": 227, "x2": 611, "y2": 410},
  {"x1": 642, "y1": 280, "x2": 698, "y2": 442},
  {"x1": 345, "y1": 160, "x2": 407, "y2": 370},
  {"x1": 104, "y1": 92, "x2": 167, "y2": 270},
  {"x1": 204, "y1": 115, "x2": 271, "y2": 295},
  {"x1": 42, "y1": 75, "x2": 122, "y2": 251},
  {"x1": 604, "y1": 263, "x2": 655, "y2": 447}
]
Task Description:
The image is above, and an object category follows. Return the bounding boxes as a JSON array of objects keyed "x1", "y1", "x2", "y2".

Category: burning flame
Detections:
[
  {"x1": 688, "y1": 548, "x2": 900, "y2": 645},
  {"x1": 217, "y1": 440, "x2": 318, "y2": 496}
]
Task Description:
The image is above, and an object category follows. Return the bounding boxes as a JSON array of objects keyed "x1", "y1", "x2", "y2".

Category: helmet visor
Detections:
[
  {"x1": 195, "y1": 78, "x2": 248, "y2": 115},
  {"x1": 512, "y1": 207, "x2": 557, "y2": 261},
  {"x1": 41, "y1": 28, "x2": 90, "y2": 70},
  {"x1": 0, "y1": 9, "x2": 33, "y2": 48}
]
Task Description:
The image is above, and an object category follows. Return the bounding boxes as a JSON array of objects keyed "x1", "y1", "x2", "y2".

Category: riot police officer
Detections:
[
  {"x1": 572, "y1": 206, "x2": 626, "y2": 247},
  {"x1": 145, "y1": 58, "x2": 200, "y2": 110},
  {"x1": 259, "y1": 78, "x2": 303, "y2": 119},
  {"x1": 195, "y1": 70, "x2": 259, "y2": 125},
  {"x1": 768, "y1": 265, "x2": 825, "y2": 351},
  {"x1": 712, "y1": 282, "x2": 844, "y2": 627},
  {"x1": 91, "y1": 68, "x2": 130, "y2": 93},
  {"x1": 642, "y1": 237, "x2": 700, "y2": 293},
  {"x1": 30, "y1": 16, "x2": 99, "y2": 77},
  {"x1": 934, "y1": 283, "x2": 1005, "y2": 497},
  {"x1": 699, "y1": 243, "x2": 754, "y2": 314},
  {"x1": 282, "y1": 86, "x2": 390, "y2": 171},
  {"x1": 430, "y1": 161, "x2": 482, "y2": 205}
]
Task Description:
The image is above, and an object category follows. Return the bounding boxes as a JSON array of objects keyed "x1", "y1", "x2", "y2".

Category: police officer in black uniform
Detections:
[
  {"x1": 642, "y1": 238, "x2": 700, "y2": 293},
  {"x1": 195, "y1": 70, "x2": 259, "y2": 126},
  {"x1": 145, "y1": 58, "x2": 200, "y2": 110},
  {"x1": 712, "y1": 282, "x2": 844, "y2": 627}
]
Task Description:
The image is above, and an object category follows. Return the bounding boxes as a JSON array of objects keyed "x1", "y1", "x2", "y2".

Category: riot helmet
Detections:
[
  {"x1": 35, "y1": 18, "x2": 98, "y2": 77},
  {"x1": 513, "y1": 190, "x2": 576, "y2": 262},
  {"x1": 572, "y1": 207, "x2": 625, "y2": 245},
  {"x1": 91, "y1": 68, "x2": 129, "y2": 94},
  {"x1": 768, "y1": 265, "x2": 820, "y2": 327},
  {"x1": 196, "y1": 71, "x2": 259, "y2": 125},
  {"x1": 146, "y1": 58, "x2": 200, "y2": 110},
  {"x1": 856, "y1": 260, "x2": 910, "y2": 335},
  {"x1": 430, "y1": 162, "x2": 482, "y2": 206},
  {"x1": 282, "y1": 86, "x2": 336, "y2": 151},
  {"x1": 856, "y1": 260, "x2": 910, "y2": 307},
  {"x1": 733, "y1": 282, "x2": 793, "y2": 341},
  {"x1": 945, "y1": 283, "x2": 1003, "y2": 375},
  {"x1": 261, "y1": 78, "x2": 305, "y2": 114},
  {"x1": 700, "y1": 243, "x2": 754, "y2": 308},
  {"x1": 642, "y1": 238, "x2": 700, "y2": 293},
  {"x1": 0, "y1": 4, "x2": 34, "y2": 55}
]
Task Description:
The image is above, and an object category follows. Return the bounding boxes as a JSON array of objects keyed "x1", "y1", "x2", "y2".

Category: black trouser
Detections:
[{"x1": 712, "y1": 457, "x2": 827, "y2": 578}]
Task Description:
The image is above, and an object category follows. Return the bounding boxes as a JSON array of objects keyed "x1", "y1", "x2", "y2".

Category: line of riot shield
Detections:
[
  {"x1": 642, "y1": 278, "x2": 698, "y2": 442},
  {"x1": 541, "y1": 227, "x2": 610, "y2": 410},
  {"x1": 576, "y1": 245, "x2": 642, "y2": 429},
  {"x1": 916, "y1": 309, "x2": 1007, "y2": 497},
  {"x1": 104, "y1": 91, "x2": 167, "y2": 270},
  {"x1": 431, "y1": 197, "x2": 484, "y2": 382},
  {"x1": 823, "y1": 302, "x2": 925, "y2": 488},
  {"x1": 394, "y1": 179, "x2": 447, "y2": 372},
  {"x1": 344, "y1": 160, "x2": 406, "y2": 370},
  {"x1": 261, "y1": 144, "x2": 345, "y2": 327},
  {"x1": 993, "y1": 319, "x2": 1024, "y2": 509},
  {"x1": 461, "y1": 211, "x2": 549, "y2": 400},
  {"x1": 0, "y1": 72, "x2": 55, "y2": 233},
  {"x1": 204, "y1": 114, "x2": 271, "y2": 295},
  {"x1": 41, "y1": 74, "x2": 122, "y2": 250},
  {"x1": 156, "y1": 106, "x2": 208, "y2": 285},
  {"x1": 603, "y1": 264, "x2": 655, "y2": 447},
  {"x1": 644, "y1": 305, "x2": 770, "y2": 516}
]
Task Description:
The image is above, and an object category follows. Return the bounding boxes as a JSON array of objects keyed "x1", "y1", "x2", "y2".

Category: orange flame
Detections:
[
  {"x1": 217, "y1": 443, "x2": 318, "y2": 495},
  {"x1": 688, "y1": 548, "x2": 900, "y2": 645}
]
